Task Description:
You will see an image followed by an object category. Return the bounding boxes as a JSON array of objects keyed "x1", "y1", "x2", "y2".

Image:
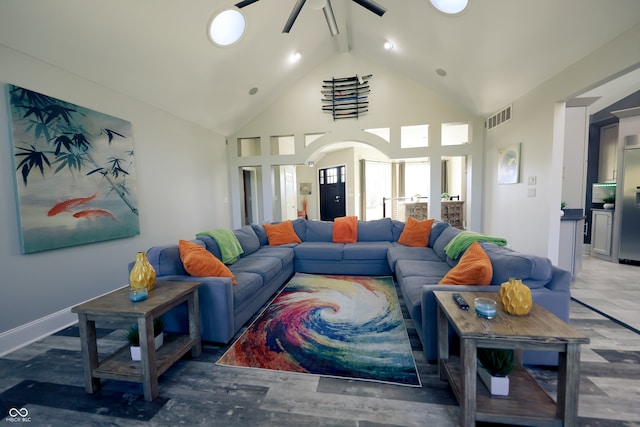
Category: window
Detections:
[
  {"x1": 364, "y1": 127, "x2": 391, "y2": 142},
  {"x1": 238, "y1": 137, "x2": 260, "y2": 157},
  {"x1": 441, "y1": 123, "x2": 469, "y2": 146},
  {"x1": 401, "y1": 124, "x2": 429, "y2": 148},
  {"x1": 305, "y1": 133, "x2": 325, "y2": 147},
  {"x1": 270, "y1": 135, "x2": 295, "y2": 155}
]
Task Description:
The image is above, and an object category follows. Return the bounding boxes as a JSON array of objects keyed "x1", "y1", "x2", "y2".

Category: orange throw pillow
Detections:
[
  {"x1": 178, "y1": 240, "x2": 237, "y2": 285},
  {"x1": 397, "y1": 217, "x2": 434, "y2": 247},
  {"x1": 263, "y1": 221, "x2": 302, "y2": 246},
  {"x1": 439, "y1": 241, "x2": 492, "y2": 286},
  {"x1": 332, "y1": 216, "x2": 358, "y2": 243}
]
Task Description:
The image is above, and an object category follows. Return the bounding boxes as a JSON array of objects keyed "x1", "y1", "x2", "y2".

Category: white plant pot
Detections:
[
  {"x1": 603, "y1": 203, "x2": 615, "y2": 210},
  {"x1": 130, "y1": 333, "x2": 163, "y2": 361},
  {"x1": 478, "y1": 368, "x2": 509, "y2": 396}
]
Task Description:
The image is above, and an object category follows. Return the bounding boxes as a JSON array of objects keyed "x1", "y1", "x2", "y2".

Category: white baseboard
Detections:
[
  {"x1": 0, "y1": 308, "x2": 78, "y2": 357},
  {"x1": 0, "y1": 285, "x2": 129, "y2": 357}
]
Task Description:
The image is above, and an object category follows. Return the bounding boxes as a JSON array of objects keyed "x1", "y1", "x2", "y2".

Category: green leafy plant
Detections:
[
  {"x1": 561, "y1": 201, "x2": 566, "y2": 209},
  {"x1": 124, "y1": 318, "x2": 164, "y2": 346},
  {"x1": 603, "y1": 196, "x2": 615, "y2": 204},
  {"x1": 477, "y1": 348, "x2": 514, "y2": 377},
  {"x1": 441, "y1": 192, "x2": 450, "y2": 199}
]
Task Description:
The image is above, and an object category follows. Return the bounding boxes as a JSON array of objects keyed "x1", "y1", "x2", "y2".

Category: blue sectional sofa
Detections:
[{"x1": 139, "y1": 217, "x2": 570, "y2": 366}]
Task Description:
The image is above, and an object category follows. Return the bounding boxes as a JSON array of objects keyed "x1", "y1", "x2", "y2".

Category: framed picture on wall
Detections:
[
  {"x1": 7, "y1": 84, "x2": 140, "y2": 253},
  {"x1": 497, "y1": 143, "x2": 521, "y2": 184},
  {"x1": 299, "y1": 182, "x2": 311, "y2": 195}
]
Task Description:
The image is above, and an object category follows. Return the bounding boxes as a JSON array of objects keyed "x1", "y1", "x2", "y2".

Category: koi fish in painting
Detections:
[
  {"x1": 47, "y1": 193, "x2": 98, "y2": 216},
  {"x1": 73, "y1": 209, "x2": 117, "y2": 221}
]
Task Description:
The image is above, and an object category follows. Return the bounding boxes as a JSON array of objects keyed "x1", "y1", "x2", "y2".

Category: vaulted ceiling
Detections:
[{"x1": 1, "y1": 0, "x2": 639, "y2": 135}]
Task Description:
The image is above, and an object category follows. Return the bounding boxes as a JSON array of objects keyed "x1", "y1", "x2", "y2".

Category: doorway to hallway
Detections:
[{"x1": 319, "y1": 165, "x2": 346, "y2": 221}]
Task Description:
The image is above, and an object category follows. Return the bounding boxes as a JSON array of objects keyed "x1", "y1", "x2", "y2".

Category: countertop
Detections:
[{"x1": 561, "y1": 208, "x2": 586, "y2": 221}]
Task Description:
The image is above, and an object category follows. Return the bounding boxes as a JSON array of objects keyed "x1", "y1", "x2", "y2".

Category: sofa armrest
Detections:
[
  {"x1": 545, "y1": 266, "x2": 571, "y2": 292},
  {"x1": 157, "y1": 275, "x2": 235, "y2": 343}
]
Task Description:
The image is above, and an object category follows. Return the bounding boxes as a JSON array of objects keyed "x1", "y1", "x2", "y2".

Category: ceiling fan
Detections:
[{"x1": 235, "y1": 0, "x2": 386, "y2": 36}]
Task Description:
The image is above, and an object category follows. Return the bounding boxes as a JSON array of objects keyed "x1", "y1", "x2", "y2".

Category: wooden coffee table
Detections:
[
  {"x1": 71, "y1": 281, "x2": 202, "y2": 401},
  {"x1": 434, "y1": 291, "x2": 589, "y2": 427}
]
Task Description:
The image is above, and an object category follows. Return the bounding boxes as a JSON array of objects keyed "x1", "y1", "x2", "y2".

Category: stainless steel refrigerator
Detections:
[{"x1": 619, "y1": 135, "x2": 640, "y2": 264}]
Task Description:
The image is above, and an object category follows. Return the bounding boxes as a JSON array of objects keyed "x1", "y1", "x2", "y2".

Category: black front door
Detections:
[{"x1": 319, "y1": 166, "x2": 346, "y2": 221}]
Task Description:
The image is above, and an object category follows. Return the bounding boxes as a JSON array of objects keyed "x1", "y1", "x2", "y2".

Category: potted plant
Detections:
[
  {"x1": 125, "y1": 317, "x2": 164, "y2": 361},
  {"x1": 441, "y1": 192, "x2": 450, "y2": 201},
  {"x1": 477, "y1": 348, "x2": 514, "y2": 396},
  {"x1": 603, "y1": 196, "x2": 615, "y2": 210}
]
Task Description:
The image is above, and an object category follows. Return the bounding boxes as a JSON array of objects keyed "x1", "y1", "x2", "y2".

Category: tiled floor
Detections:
[
  {"x1": 572, "y1": 253, "x2": 640, "y2": 332},
  {"x1": 0, "y1": 257, "x2": 638, "y2": 426}
]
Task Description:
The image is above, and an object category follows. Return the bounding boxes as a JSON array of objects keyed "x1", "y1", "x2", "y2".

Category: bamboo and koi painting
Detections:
[{"x1": 6, "y1": 84, "x2": 140, "y2": 253}]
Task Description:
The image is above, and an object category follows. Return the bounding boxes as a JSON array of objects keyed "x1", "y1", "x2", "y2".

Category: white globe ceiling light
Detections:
[
  {"x1": 208, "y1": 7, "x2": 246, "y2": 47},
  {"x1": 429, "y1": 0, "x2": 470, "y2": 15}
]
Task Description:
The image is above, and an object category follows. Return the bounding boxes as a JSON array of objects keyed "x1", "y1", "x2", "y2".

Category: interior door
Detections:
[
  {"x1": 283, "y1": 166, "x2": 297, "y2": 220},
  {"x1": 319, "y1": 166, "x2": 346, "y2": 221}
]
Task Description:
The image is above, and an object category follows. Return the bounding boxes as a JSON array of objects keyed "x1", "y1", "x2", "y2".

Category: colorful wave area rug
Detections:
[{"x1": 217, "y1": 273, "x2": 421, "y2": 387}]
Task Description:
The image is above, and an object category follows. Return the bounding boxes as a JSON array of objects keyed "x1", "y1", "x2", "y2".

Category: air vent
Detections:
[{"x1": 486, "y1": 105, "x2": 512, "y2": 130}]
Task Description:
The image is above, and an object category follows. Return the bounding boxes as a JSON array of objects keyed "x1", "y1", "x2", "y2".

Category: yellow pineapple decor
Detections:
[{"x1": 499, "y1": 278, "x2": 532, "y2": 315}]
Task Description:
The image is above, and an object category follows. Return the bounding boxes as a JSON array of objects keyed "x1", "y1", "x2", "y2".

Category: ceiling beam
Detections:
[{"x1": 333, "y1": 0, "x2": 350, "y2": 53}]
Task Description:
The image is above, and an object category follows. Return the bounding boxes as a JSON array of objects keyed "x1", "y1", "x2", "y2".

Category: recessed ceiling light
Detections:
[
  {"x1": 249, "y1": 87, "x2": 258, "y2": 95},
  {"x1": 383, "y1": 40, "x2": 394, "y2": 50},
  {"x1": 207, "y1": 7, "x2": 246, "y2": 47},
  {"x1": 289, "y1": 51, "x2": 302, "y2": 63},
  {"x1": 428, "y1": 0, "x2": 470, "y2": 15},
  {"x1": 436, "y1": 68, "x2": 447, "y2": 77}
]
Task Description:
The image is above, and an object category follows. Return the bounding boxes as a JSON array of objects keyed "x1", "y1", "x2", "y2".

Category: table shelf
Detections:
[
  {"x1": 442, "y1": 357, "x2": 561, "y2": 427},
  {"x1": 93, "y1": 334, "x2": 196, "y2": 382}
]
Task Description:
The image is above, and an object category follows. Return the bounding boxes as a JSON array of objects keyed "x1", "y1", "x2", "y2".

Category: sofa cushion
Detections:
[
  {"x1": 146, "y1": 244, "x2": 188, "y2": 276},
  {"x1": 433, "y1": 226, "x2": 462, "y2": 261},
  {"x1": 291, "y1": 218, "x2": 307, "y2": 241},
  {"x1": 429, "y1": 221, "x2": 451, "y2": 247},
  {"x1": 387, "y1": 245, "x2": 441, "y2": 272},
  {"x1": 391, "y1": 220, "x2": 405, "y2": 241},
  {"x1": 178, "y1": 240, "x2": 237, "y2": 284},
  {"x1": 333, "y1": 216, "x2": 358, "y2": 243},
  {"x1": 358, "y1": 217, "x2": 394, "y2": 242},
  {"x1": 232, "y1": 272, "x2": 264, "y2": 309},
  {"x1": 251, "y1": 224, "x2": 269, "y2": 246},
  {"x1": 264, "y1": 221, "x2": 302, "y2": 246},
  {"x1": 480, "y1": 242, "x2": 553, "y2": 288},
  {"x1": 398, "y1": 217, "x2": 434, "y2": 247},
  {"x1": 439, "y1": 242, "x2": 492, "y2": 286},
  {"x1": 305, "y1": 220, "x2": 334, "y2": 242},
  {"x1": 250, "y1": 246, "x2": 295, "y2": 268},
  {"x1": 234, "y1": 225, "x2": 260, "y2": 256},
  {"x1": 342, "y1": 241, "x2": 392, "y2": 260},
  {"x1": 198, "y1": 235, "x2": 223, "y2": 260},
  {"x1": 294, "y1": 242, "x2": 344, "y2": 260},
  {"x1": 230, "y1": 255, "x2": 283, "y2": 284},
  {"x1": 395, "y1": 259, "x2": 451, "y2": 283}
]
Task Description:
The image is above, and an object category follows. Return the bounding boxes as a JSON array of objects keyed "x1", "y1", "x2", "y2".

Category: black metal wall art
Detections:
[{"x1": 322, "y1": 74, "x2": 371, "y2": 120}]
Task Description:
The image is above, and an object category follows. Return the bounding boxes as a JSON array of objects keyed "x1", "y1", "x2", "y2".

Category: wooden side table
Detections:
[
  {"x1": 71, "y1": 281, "x2": 201, "y2": 401},
  {"x1": 434, "y1": 291, "x2": 589, "y2": 427}
]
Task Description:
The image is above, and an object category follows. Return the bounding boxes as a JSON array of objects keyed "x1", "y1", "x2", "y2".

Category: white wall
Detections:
[
  {"x1": 483, "y1": 24, "x2": 640, "y2": 259},
  {"x1": 227, "y1": 53, "x2": 484, "y2": 229},
  {"x1": 0, "y1": 45, "x2": 230, "y2": 348}
]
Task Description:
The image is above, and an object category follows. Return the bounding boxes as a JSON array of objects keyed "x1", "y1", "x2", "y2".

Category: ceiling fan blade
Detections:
[
  {"x1": 351, "y1": 0, "x2": 386, "y2": 16},
  {"x1": 235, "y1": 0, "x2": 260, "y2": 8},
  {"x1": 283, "y1": 0, "x2": 307, "y2": 33}
]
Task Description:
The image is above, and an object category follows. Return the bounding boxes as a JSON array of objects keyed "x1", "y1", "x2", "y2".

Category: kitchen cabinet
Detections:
[
  {"x1": 591, "y1": 209, "x2": 614, "y2": 259},
  {"x1": 598, "y1": 124, "x2": 618, "y2": 182},
  {"x1": 559, "y1": 211, "x2": 585, "y2": 278}
]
